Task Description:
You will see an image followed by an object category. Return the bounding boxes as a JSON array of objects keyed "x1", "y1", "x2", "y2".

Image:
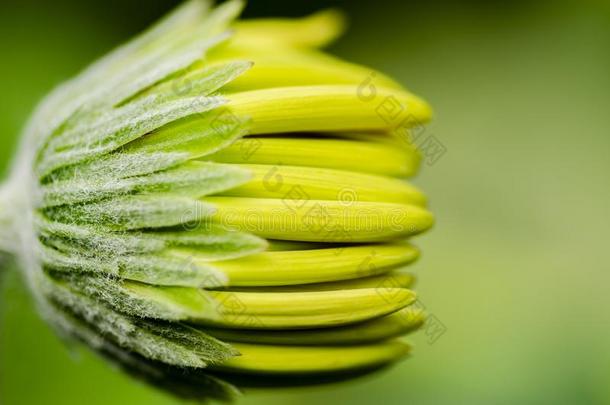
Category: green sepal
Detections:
[
  {"x1": 43, "y1": 194, "x2": 216, "y2": 230},
  {"x1": 42, "y1": 274, "x2": 237, "y2": 368},
  {"x1": 41, "y1": 161, "x2": 251, "y2": 207}
]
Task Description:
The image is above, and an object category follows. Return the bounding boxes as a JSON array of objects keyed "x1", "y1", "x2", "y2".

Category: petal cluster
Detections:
[{"x1": 5, "y1": 0, "x2": 434, "y2": 400}]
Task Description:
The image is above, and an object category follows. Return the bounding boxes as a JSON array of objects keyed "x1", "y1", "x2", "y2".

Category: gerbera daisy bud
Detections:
[{"x1": 0, "y1": 0, "x2": 434, "y2": 400}]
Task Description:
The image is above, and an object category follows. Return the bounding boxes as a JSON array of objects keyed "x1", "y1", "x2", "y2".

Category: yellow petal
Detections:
[
  {"x1": 226, "y1": 85, "x2": 432, "y2": 135},
  {"x1": 170, "y1": 242, "x2": 419, "y2": 286},
  {"x1": 216, "y1": 271, "x2": 416, "y2": 292},
  {"x1": 220, "y1": 163, "x2": 427, "y2": 206},
  {"x1": 205, "y1": 196, "x2": 434, "y2": 242},
  {"x1": 206, "y1": 288, "x2": 416, "y2": 329},
  {"x1": 216, "y1": 340, "x2": 411, "y2": 374},
  {"x1": 205, "y1": 136, "x2": 420, "y2": 177},
  {"x1": 204, "y1": 306, "x2": 424, "y2": 345},
  {"x1": 229, "y1": 9, "x2": 346, "y2": 49},
  {"x1": 207, "y1": 48, "x2": 402, "y2": 92}
]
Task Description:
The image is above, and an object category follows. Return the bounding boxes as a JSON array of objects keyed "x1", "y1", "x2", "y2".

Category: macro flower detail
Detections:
[{"x1": 0, "y1": 0, "x2": 434, "y2": 400}]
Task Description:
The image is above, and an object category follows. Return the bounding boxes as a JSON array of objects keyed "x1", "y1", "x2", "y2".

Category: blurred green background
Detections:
[{"x1": 1, "y1": 0, "x2": 609, "y2": 403}]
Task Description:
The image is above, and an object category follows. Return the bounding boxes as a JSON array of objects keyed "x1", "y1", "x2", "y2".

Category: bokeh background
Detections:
[{"x1": 1, "y1": 0, "x2": 609, "y2": 404}]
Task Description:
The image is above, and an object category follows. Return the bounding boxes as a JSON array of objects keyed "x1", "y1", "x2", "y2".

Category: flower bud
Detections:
[{"x1": 0, "y1": 0, "x2": 434, "y2": 400}]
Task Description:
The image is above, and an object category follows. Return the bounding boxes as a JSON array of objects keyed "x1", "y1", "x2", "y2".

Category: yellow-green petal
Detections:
[
  {"x1": 220, "y1": 163, "x2": 426, "y2": 206},
  {"x1": 215, "y1": 340, "x2": 411, "y2": 374},
  {"x1": 206, "y1": 288, "x2": 416, "y2": 329},
  {"x1": 217, "y1": 271, "x2": 416, "y2": 292},
  {"x1": 204, "y1": 306, "x2": 424, "y2": 345},
  {"x1": 229, "y1": 9, "x2": 346, "y2": 49},
  {"x1": 205, "y1": 136, "x2": 420, "y2": 177},
  {"x1": 207, "y1": 48, "x2": 402, "y2": 92},
  {"x1": 226, "y1": 85, "x2": 432, "y2": 135},
  {"x1": 170, "y1": 242, "x2": 419, "y2": 286},
  {"x1": 206, "y1": 196, "x2": 434, "y2": 242}
]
